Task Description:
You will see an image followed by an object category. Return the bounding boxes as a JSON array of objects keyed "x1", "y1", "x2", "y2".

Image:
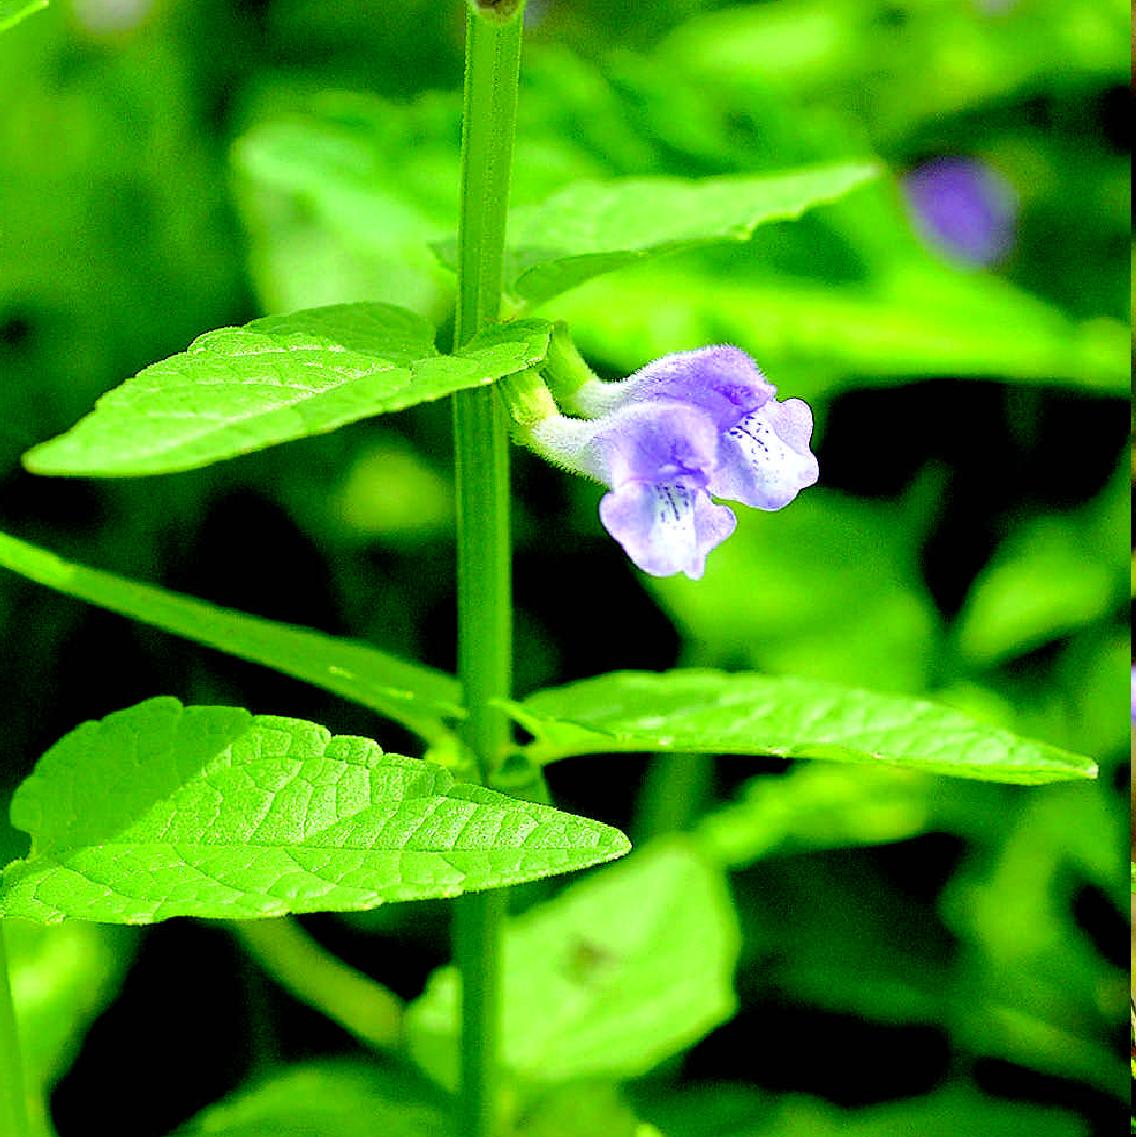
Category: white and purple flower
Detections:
[{"x1": 530, "y1": 346, "x2": 818, "y2": 580}]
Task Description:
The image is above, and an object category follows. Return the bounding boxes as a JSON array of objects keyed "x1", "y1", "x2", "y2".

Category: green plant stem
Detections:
[
  {"x1": 231, "y1": 918, "x2": 403, "y2": 1050},
  {"x1": 0, "y1": 924, "x2": 30, "y2": 1137},
  {"x1": 453, "y1": 3, "x2": 524, "y2": 350},
  {"x1": 635, "y1": 751, "x2": 713, "y2": 843},
  {"x1": 451, "y1": 4, "x2": 525, "y2": 1136},
  {"x1": 454, "y1": 887, "x2": 507, "y2": 1137}
]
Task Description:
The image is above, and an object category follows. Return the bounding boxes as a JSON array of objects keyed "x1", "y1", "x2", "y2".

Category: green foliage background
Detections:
[{"x1": 0, "y1": 1, "x2": 1128, "y2": 1134}]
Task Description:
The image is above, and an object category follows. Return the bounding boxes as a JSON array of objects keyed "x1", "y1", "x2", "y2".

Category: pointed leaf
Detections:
[
  {"x1": 0, "y1": 699, "x2": 630, "y2": 924},
  {"x1": 406, "y1": 840, "x2": 738, "y2": 1086},
  {"x1": 23, "y1": 305, "x2": 550, "y2": 476},
  {"x1": 453, "y1": 163, "x2": 878, "y2": 308},
  {"x1": 512, "y1": 670, "x2": 1098, "y2": 785},
  {"x1": 0, "y1": 529, "x2": 461, "y2": 743}
]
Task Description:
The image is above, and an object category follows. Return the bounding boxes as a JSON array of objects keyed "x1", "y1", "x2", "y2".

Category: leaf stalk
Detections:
[{"x1": 232, "y1": 918, "x2": 403, "y2": 1051}]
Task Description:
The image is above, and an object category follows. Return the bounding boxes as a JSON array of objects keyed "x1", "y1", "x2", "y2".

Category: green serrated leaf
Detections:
[
  {"x1": 436, "y1": 163, "x2": 878, "y2": 308},
  {"x1": 173, "y1": 1060, "x2": 449, "y2": 1137},
  {"x1": 0, "y1": 699, "x2": 630, "y2": 924},
  {"x1": 0, "y1": 0, "x2": 46, "y2": 32},
  {"x1": 23, "y1": 305, "x2": 550, "y2": 476},
  {"x1": 406, "y1": 839, "x2": 739, "y2": 1087},
  {"x1": 512, "y1": 670, "x2": 1098, "y2": 785},
  {"x1": 0, "y1": 529, "x2": 461, "y2": 743}
]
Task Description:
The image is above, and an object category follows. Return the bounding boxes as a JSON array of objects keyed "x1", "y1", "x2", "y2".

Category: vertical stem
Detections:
[
  {"x1": 453, "y1": 2, "x2": 524, "y2": 351},
  {"x1": 635, "y1": 647, "x2": 713, "y2": 842},
  {"x1": 454, "y1": 887, "x2": 506, "y2": 1137},
  {"x1": 635, "y1": 751, "x2": 712, "y2": 843},
  {"x1": 451, "y1": 4, "x2": 525, "y2": 1136},
  {"x1": 0, "y1": 924, "x2": 30, "y2": 1137}
]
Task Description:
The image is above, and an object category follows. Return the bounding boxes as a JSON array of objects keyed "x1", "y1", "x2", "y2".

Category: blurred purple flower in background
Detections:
[
  {"x1": 902, "y1": 156, "x2": 1018, "y2": 266},
  {"x1": 533, "y1": 347, "x2": 818, "y2": 579}
]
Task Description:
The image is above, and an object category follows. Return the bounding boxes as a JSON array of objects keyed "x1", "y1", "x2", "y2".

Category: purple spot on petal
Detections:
[
  {"x1": 600, "y1": 480, "x2": 736, "y2": 580},
  {"x1": 710, "y1": 398, "x2": 819, "y2": 511}
]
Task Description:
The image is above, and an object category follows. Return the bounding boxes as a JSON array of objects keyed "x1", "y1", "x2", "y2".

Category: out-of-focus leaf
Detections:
[
  {"x1": 406, "y1": 840, "x2": 739, "y2": 1086},
  {"x1": 513, "y1": 670, "x2": 1098, "y2": 784},
  {"x1": 6, "y1": 920, "x2": 132, "y2": 1136},
  {"x1": 1045, "y1": 628, "x2": 1131, "y2": 765},
  {"x1": 515, "y1": 1084, "x2": 642, "y2": 1137},
  {"x1": 0, "y1": 12, "x2": 247, "y2": 471},
  {"x1": 330, "y1": 437, "x2": 453, "y2": 544},
  {"x1": 661, "y1": 0, "x2": 1130, "y2": 142},
  {"x1": 0, "y1": 699, "x2": 630, "y2": 924},
  {"x1": 938, "y1": 627, "x2": 1130, "y2": 786},
  {"x1": 745, "y1": 795, "x2": 1124, "y2": 1092},
  {"x1": 0, "y1": 0, "x2": 46, "y2": 32},
  {"x1": 0, "y1": 529, "x2": 462, "y2": 743},
  {"x1": 956, "y1": 519, "x2": 1122, "y2": 665},
  {"x1": 955, "y1": 471, "x2": 1128, "y2": 665},
  {"x1": 639, "y1": 1083, "x2": 1090, "y2": 1137},
  {"x1": 552, "y1": 262, "x2": 1130, "y2": 399},
  {"x1": 694, "y1": 764, "x2": 934, "y2": 870},
  {"x1": 173, "y1": 1060, "x2": 449, "y2": 1137},
  {"x1": 742, "y1": 843, "x2": 955, "y2": 1026},
  {"x1": 23, "y1": 307, "x2": 550, "y2": 476},
  {"x1": 233, "y1": 92, "x2": 459, "y2": 316},
  {"x1": 437, "y1": 164, "x2": 879, "y2": 308},
  {"x1": 645, "y1": 488, "x2": 939, "y2": 694},
  {"x1": 938, "y1": 784, "x2": 1126, "y2": 1092}
]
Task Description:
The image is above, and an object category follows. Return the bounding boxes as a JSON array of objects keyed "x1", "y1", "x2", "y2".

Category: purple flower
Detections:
[
  {"x1": 576, "y1": 346, "x2": 819, "y2": 512},
  {"x1": 576, "y1": 345, "x2": 775, "y2": 426},
  {"x1": 534, "y1": 400, "x2": 736, "y2": 580},
  {"x1": 902, "y1": 157, "x2": 1017, "y2": 267},
  {"x1": 531, "y1": 346, "x2": 818, "y2": 579}
]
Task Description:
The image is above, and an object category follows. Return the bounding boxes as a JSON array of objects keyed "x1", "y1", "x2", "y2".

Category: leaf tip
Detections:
[
  {"x1": 20, "y1": 441, "x2": 54, "y2": 475},
  {"x1": 606, "y1": 828, "x2": 633, "y2": 861}
]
